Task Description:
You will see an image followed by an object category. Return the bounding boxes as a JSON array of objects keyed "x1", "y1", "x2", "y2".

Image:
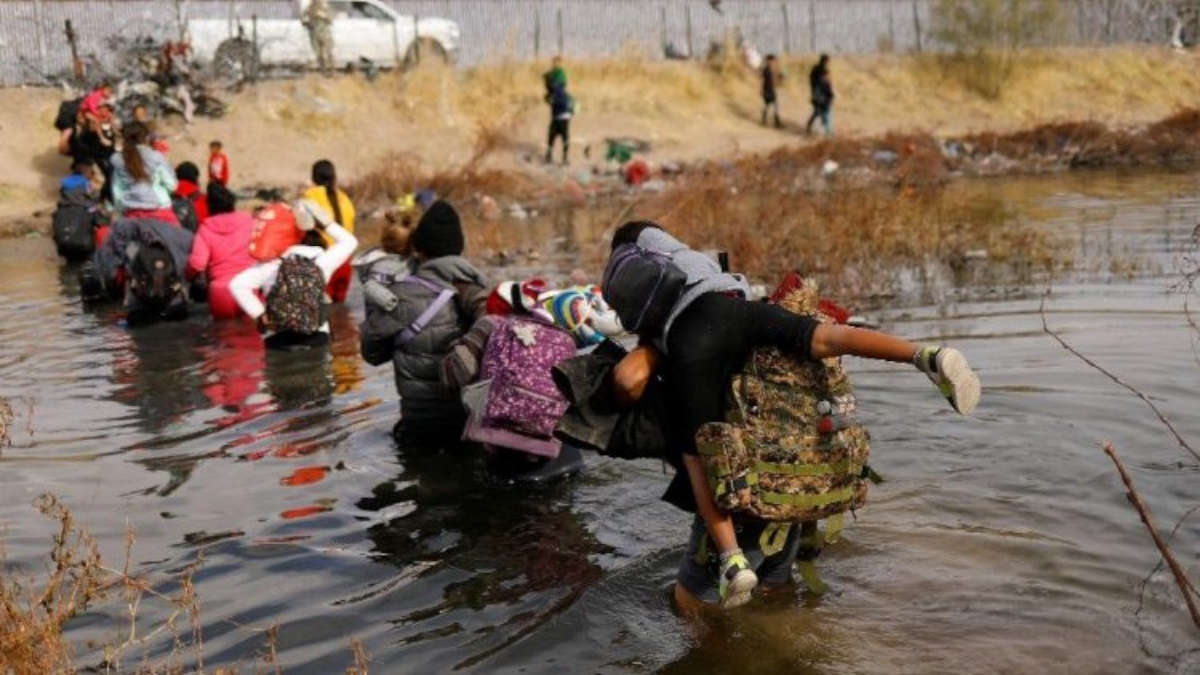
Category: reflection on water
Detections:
[{"x1": 1, "y1": 169, "x2": 1199, "y2": 673}]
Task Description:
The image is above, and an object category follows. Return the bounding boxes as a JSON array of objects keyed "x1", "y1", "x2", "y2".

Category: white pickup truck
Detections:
[{"x1": 187, "y1": 0, "x2": 460, "y2": 76}]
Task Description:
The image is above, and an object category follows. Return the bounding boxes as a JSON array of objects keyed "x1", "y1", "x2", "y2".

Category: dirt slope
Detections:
[{"x1": 2, "y1": 46, "x2": 1199, "y2": 233}]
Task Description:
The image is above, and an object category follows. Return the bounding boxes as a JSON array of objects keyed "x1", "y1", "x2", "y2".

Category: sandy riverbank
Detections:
[{"x1": 2, "y1": 45, "x2": 1199, "y2": 236}]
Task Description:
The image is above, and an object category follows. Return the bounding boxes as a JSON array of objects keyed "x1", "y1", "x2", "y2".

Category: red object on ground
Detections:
[{"x1": 624, "y1": 159, "x2": 650, "y2": 186}]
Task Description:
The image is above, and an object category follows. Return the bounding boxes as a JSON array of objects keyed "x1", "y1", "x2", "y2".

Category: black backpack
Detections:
[
  {"x1": 128, "y1": 241, "x2": 183, "y2": 310},
  {"x1": 51, "y1": 193, "x2": 97, "y2": 262},
  {"x1": 54, "y1": 98, "x2": 81, "y2": 131},
  {"x1": 171, "y1": 194, "x2": 200, "y2": 233},
  {"x1": 600, "y1": 243, "x2": 688, "y2": 337}
]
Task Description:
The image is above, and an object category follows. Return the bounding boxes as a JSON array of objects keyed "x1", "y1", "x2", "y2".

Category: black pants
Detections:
[
  {"x1": 546, "y1": 118, "x2": 570, "y2": 162},
  {"x1": 660, "y1": 292, "x2": 820, "y2": 511}
]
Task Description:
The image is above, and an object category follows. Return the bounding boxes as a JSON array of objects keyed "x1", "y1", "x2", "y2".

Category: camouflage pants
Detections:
[{"x1": 307, "y1": 22, "x2": 334, "y2": 72}]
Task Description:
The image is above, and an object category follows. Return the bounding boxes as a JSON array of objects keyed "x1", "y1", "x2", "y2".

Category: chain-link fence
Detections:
[{"x1": 0, "y1": 0, "x2": 1194, "y2": 87}]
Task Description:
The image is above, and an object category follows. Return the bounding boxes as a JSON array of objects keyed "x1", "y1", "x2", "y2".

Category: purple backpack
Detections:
[{"x1": 479, "y1": 317, "x2": 576, "y2": 439}]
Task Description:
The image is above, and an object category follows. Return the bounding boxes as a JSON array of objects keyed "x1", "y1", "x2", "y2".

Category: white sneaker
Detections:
[
  {"x1": 914, "y1": 346, "x2": 981, "y2": 415},
  {"x1": 718, "y1": 552, "x2": 758, "y2": 609}
]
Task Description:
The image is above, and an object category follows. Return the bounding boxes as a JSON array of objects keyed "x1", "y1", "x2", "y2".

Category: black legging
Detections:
[{"x1": 665, "y1": 292, "x2": 818, "y2": 455}]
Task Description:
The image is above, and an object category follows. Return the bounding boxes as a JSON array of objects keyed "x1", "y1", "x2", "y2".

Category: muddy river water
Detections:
[{"x1": 2, "y1": 169, "x2": 1199, "y2": 673}]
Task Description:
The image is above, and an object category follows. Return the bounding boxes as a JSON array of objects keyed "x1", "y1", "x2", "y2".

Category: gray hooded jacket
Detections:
[
  {"x1": 635, "y1": 227, "x2": 749, "y2": 352},
  {"x1": 360, "y1": 255, "x2": 489, "y2": 425}
]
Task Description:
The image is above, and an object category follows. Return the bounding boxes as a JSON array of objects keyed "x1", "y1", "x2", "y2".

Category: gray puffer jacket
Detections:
[{"x1": 360, "y1": 255, "x2": 488, "y2": 425}]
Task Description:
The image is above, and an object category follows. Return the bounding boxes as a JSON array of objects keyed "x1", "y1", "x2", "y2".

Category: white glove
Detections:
[{"x1": 294, "y1": 199, "x2": 333, "y2": 231}]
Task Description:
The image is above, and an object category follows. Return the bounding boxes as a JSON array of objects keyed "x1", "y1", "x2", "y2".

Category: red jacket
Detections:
[
  {"x1": 208, "y1": 152, "x2": 229, "y2": 186},
  {"x1": 175, "y1": 179, "x2": 209, "y2": 222}
]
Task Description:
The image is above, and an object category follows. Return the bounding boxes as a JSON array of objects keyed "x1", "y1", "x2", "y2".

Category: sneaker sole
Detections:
[
  {"x1": 939, "y1": 348, "x2": 980, "y2": 415},
  {"x1": 720, "y1": 572, "x2": 759, "y2": 609}
]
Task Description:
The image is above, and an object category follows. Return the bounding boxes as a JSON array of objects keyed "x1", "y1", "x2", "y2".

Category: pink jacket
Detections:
[{"x1": 187, "y1": 212, "x2": 257, "y2": 320}]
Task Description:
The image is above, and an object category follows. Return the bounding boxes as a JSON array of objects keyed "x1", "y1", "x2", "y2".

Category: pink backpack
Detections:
[{"x1": 479, "y1": 317, "x2": 576, "y2": 439}]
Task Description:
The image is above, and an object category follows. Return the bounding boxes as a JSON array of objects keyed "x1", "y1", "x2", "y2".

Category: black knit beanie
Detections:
[{"x1": 411, "y1": 200, "x2": 464, "y2": 258}]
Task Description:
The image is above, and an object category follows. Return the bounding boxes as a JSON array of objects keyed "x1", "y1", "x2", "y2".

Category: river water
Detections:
[{"x1": 2, "y1": 170, "x2": 1198, "y2": 674}]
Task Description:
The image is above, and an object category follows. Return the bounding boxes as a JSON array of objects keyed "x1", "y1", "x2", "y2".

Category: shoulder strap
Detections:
[{"x1": 394, "y1": 276, "x2": 457, "y2": 348}]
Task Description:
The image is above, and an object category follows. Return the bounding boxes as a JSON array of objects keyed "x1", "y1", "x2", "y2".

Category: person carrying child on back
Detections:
[
  {"x1": 601, "y1": 221, "x2": 981, "y2": 611},
  {"x1": 110, "y1": 122, "x2": 179, "y2": 225},
  {"x1": 229, "y1": 200, "x2": 358, "y2": 350},
  {"x1": 359, "y1": 200, "x2": 491, "y2": 447}
]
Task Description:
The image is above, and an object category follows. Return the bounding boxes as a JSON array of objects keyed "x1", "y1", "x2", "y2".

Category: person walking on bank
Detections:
[
  {"x1": 545, "y1": 79, "x2": 574, "y2": 165},
  {"x1": 302, "y1": 0, "x2": 335, "y2": 75},
  {"x1": 806, "y1": 53, "x2": 834, "y2": 136},
  {"x1": 761, "y1": 54, "x2": 783, "y2": 128}
]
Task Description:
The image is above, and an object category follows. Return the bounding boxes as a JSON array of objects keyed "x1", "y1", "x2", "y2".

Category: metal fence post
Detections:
[
  {"x1": 414, "y1": 14, "x2": 420, "y2": 63},
  {"x1": 33, "y1": 0, "x2": 48, "y2": 78},
  {"x1": 888, "y1": 2, "x2": 896, "y2": 49},
  {"x1": 556, "y1": 7, "x2": 563, "y2": 55},
  {"x1": 685, "y1": 4, "x2": 692, "y2": 57},
  {"x1": 808, "y1": 0, "x2": 816, "y2": 53},
  {"x1": 251, "y1": 14, "x2": 258, "y2": 81},
  {"x1": 782, "y1": 3, "x2": 791, "y2": 54},
  {"x1": 534, "y1": 10, "x2": 541, "y2": 58},
  {"x1": 660, "y1": 6, "x2": 667, "y2": 52},
  {"x1": 912, "y1": 0, "x2": 923, "y2": 53}
]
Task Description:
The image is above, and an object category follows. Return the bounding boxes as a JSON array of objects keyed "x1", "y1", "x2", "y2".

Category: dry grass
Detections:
[
  {"x1": 0, "y1": 494, "x2": 368, "y2": 674},
  {"x1": 627, "y1": 155, "x2": 1065, "y2": 301}
]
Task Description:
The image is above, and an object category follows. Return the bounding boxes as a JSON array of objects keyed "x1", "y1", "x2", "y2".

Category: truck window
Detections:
[{"x1": 350, "y1": 2, "x2": 390, "y2": 20}]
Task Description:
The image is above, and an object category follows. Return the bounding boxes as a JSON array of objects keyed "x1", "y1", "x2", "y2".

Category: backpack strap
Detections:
[{"x1": 394, "y1": 276, "x2": 457, "y2": 348}]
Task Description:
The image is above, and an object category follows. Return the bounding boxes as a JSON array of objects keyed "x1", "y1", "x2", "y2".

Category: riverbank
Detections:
[{"x1": 2, "y1": 45, "x2": 1199, "y2": 237}]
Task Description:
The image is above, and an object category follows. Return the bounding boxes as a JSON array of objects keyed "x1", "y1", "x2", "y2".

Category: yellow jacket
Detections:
[{"x1": 304, "y1": 185, "x2": 356, "y2": 247}]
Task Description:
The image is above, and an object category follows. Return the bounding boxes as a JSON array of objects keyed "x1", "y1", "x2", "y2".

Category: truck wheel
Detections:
[
  {"x1": 403, "y1": 39, "x2": 448, "y2": 71},
  {"x1": 212, "y1": 38, "x2": 260, "y2": 86}
]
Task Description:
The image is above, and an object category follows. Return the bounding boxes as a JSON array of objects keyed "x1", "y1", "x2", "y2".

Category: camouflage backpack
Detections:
[
  {"x1": 265, "y1": 255, "x2": 326, "y2": 334},
  {"x1": 696, "y1": 274, "x2": 874, "y2": 530}
]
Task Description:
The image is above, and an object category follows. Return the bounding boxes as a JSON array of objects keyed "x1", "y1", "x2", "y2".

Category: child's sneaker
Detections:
[
  {"x1": 718, "y1": 550, "x2": 758, "y2": 609},
  {"x1": 914, "y1": 346, "x2": 981, "y2": 415}
]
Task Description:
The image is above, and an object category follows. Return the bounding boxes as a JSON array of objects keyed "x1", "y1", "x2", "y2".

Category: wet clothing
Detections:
[
  {"x1": 676, "y1": 515, "x2": 803, "y2": 603},
  {"x1": 303, "y1": 185, "x2": 356, "y2": 303},
  {"x1": 229, "y1": 222, "x2": 358, "y2": 342},
  {"x1": 359, "y1": 255, "x2": 489, "y2": 439},
  {"x1": 93, "y1": 217, "x2": 194, "y2": 299},
  {"x1": 187, "y1": 211, "x2": 257, "y2": 320},
  {"x1": 111, "y1": 145, "x2": 177, "y2": 213}
]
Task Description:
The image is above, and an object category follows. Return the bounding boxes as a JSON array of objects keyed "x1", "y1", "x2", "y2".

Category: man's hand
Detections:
[{"x1": 613, "y1": 345, "x2": 661, "y2": 409}]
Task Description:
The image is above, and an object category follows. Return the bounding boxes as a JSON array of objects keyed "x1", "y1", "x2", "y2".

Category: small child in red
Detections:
[{"x1": 208, "y1": 140, "x2": 229, "y2": 186}]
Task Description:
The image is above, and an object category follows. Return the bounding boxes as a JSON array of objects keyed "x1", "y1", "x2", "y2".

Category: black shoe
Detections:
[{"x1": 78, "y1": 262, "x2": 104, "y2": 303}]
